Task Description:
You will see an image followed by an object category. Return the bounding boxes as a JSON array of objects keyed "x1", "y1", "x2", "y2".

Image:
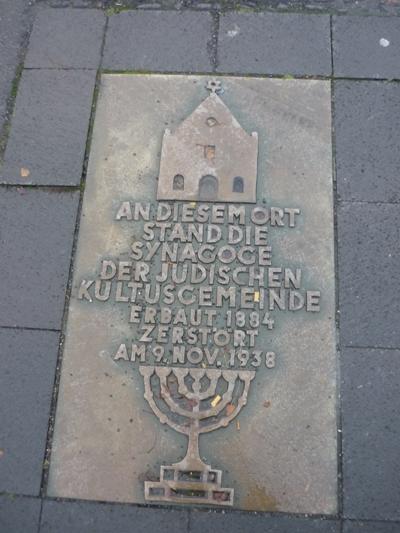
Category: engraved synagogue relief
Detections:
[{"x1": 157, "y1": 79, "x2": 258, "y2": 203}]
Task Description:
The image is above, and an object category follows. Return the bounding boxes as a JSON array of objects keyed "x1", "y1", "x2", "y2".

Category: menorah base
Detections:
[{"x1": 144, "y1": 465, "x2": 234, "y2": 506}]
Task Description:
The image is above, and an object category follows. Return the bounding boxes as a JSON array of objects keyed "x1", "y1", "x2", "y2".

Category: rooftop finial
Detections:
[{"x1": 206, "y1": 79, "x2": 222, "y2": 94}]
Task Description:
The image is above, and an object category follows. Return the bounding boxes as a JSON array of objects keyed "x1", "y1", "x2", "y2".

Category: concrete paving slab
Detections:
[
  {"x1": 338, "y1": 202, "x2": 400, "y2": 348},
  {"x1": 103, "y1": 11, "x2": 213, "y2": 72},
  {"x1": 25, "y1": 8, "x2": 105, "y2": 69},
  {"x1": 333, "y1": 16, "x2": 400, "y2": 79},
  {"x1": 0, "y1": 495, "x2": 41, "y2": 533},
  {"x1": 0, "y1": 329, "x2": 60, "y2": 495},
  {"x1": 0, "y1": 69, "x2": 96, "y2": 186},
  {"x1": 0, "y1": 188, "x2": 79, "y2": 329},
  {"x1": 40, "y1": 499, "x2": 189, "y2": 533},
  {"x1": 342, "y1": 347, "x2": 400, "y2": 520},
  {"x1": 217, "y1": 13, "x2": 331, "y2": 76},
  {"x1": 335, "y1": 81, "x2": 400, "y2": 203}
]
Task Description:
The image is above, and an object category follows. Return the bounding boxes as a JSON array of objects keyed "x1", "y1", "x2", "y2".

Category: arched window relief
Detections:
[
  {"x1": 199, "y1": 175, "x2": 218, "y2": 201},
  {"x1": 233, "y1": 176, "x2": 244, "y2": 193},
  {"x1": 173, "y1": 174, "x2": 184, "y2": 191}
]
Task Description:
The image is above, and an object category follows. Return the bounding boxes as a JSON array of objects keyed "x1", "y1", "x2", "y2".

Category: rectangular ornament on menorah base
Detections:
[{"x1": 48, "y1": 74, "x2": 337, "y2": 514}]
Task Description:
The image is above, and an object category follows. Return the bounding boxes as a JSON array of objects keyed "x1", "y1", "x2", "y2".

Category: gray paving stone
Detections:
[
  {"x1": 333, "y1": 16, "x2": 400, "y2": 79},
  {"x1": 190, "y1": 510, "x2": 339, "y2": 532},
  {"x1": 0, "y1": 188, "x2": 79, "y2": 329},
  {"x1": 334, "y1": 81, "x2": 400, "y2": 203},
  {"x1": 344, "y1": 520, "x2": 400, "y2": 533},
  {"x1": 25, "y1": 8, "x2": 105, "y2": 69},
  {"x1": 0, "y1": 495, "x2": 41, "y2": 533},
  {"x1": 0, "y1": 69, "x2": 96, "y2": 185},
  {"x1": 103, "y1": 11, "x2": 213, "y2": 72},
  {"x1": 338, "y1": 203, "x2": 400, "y2": 348},
  {"x1": 342, "y1": 347, "x2": 400, "y2": 520},
  {"x1": 40, "y1": 499, "x2": 189, "y2": 533},
  {"x1": 217, "y1": 13, "x2": 331, "y2": 76},
  {"x1": 0, "y1": 329, "x2": 60, "y2": 495}
]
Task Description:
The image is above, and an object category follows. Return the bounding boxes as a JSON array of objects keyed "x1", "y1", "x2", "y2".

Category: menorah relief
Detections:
[{"x1": 139, "y1": 366, "x2": 256, "y2": 506}]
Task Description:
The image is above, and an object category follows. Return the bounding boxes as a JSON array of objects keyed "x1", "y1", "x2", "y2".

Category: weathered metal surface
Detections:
[{"x1": 48, "y1": 75, "x2": 337, "y2": 514}]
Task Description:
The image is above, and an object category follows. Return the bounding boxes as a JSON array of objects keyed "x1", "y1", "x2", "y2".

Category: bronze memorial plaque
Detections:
[{"x1": 48, "y1": 75, "x2": 337, "y2": 514}]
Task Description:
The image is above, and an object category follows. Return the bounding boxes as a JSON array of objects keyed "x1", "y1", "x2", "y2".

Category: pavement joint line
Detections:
[
  {"x1": 341, "y1": 345, "x2": 400, "y2": 351},
  {"x1": 338, "y1": 199, "x2": 400, "y2": 205},
  {"x1": 343, "y1": 517, "x2": 400, "y2": 524},
  {"x1": 0, "y1": 492, "x2": 42, "y2": 500},
  {"x1": 209, "y1": 10, "x2": 219, "y2": 73},
  {"x1": 37, "y1": 499, "x2": 43, "y2": 533},
  {"x1": 0, "y1": 183, "x2": 81, "y2": 191},
  {"x1": 0, "y1": 62, "x2": 23, "y2": 161},
  {"x1": 329, "y1": 15, "x2": 334, "y2": 83},
  {"x1": 23, "y1": 66, "x2": 98, "y2": 71},
  {"x1": 102, "y1": 69, "x2": 218, "y2": 76},
  {"x1": 329, "y1": 72, "x2": 344, "y2": 521},
  {"x1": 38, "y1": 494, "x2": 342, "y2": 520},
  {"x1": 35, "y1": 3, "x2": 400, "y2": 17},
  {"x1": 39, "y1": 14, "x2": 109, "y2": 499},
  {"x1": 41, "y1": 494, "x2": 191, "y2": 512},
  {"x1": 0, "y1": 325, "x2": 61, "y2": 333},
  {"x1": 99, "y1": 69, "x2": 400, "y2": 82},
  {"x1": 0, "y1": 0, "x2": 34, "y2": 161}
]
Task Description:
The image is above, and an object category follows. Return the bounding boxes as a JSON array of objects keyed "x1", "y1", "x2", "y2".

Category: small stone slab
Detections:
[
  {"x1": 191, "y1": 510, "x2": 340, "y2": 533},
  {"x1": 49, "y1": 75, "x2": 337, "y2": 514},
  {"x1": 217, "y1": 13, "x2": 331, "y2": 76},
  {"x1": 103, "y1": 11, "x2": 213, "y2": 72},
  {"x1": 333, "y1": 16, "x2": 400, "y2": 79},
  {"x1": 0, "y1": 189, "x2": 79, "y2": 329},
  {"x1": 0, "y1": 495, "x2": 41, "y2": 533},
  {"x1": 25, "y1": 8, "x2": 105, "y2": 69},
  {"x1": 40, "y1": 499, "x2": 189, "y2": 533},
  {"x1": 338, "y1": 202, "x2": 400, "y2": 348},
  {"x1": 0, "y1": 69, "x2": 96, "y2": 186},
  {"x1": 342, "y1": 347, "x2": 400, "y2": 521},
  {"x1": 334, "y1": 81, "x2": 400, "y2": 203},
  {"x1": 0, "y1": 329, "x2": 60, "y2": 495}
]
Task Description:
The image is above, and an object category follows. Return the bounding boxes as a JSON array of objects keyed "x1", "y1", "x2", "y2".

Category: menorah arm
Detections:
[
  {"x1": 154, "y1": 366, "x2": 220, "y2": 402},
  {"x1": 140, "y1": 366, "x2": 190, "y2": 436},
  {"x1": 199, "y1": 371, "x2": 256, "y2": 434},
  {"x1": 159, "y1": 374, "x2": 235, "y2": 420},
  {"x1": 177, "y1": 373, "x2": 220, "y2": 401}
]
